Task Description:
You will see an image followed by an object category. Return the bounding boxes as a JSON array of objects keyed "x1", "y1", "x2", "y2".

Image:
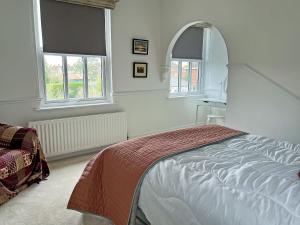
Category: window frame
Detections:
[
  {"x1": 168, "y1": 26, "x2": 211, "y2": 99},
  {"x1": 169, "y1": 58, "x2": 204, "y2": 97},
  {"x1": 42, "y1": 53, "x2": 106, "y2": 103},
  {"x1": 32, "y1": 0, "x2": 113, "y2": 109}
]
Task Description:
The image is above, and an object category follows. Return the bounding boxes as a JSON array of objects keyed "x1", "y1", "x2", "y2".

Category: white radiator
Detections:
[{"x1": 29, "y1": 112, "x2": 127, "y2": 158}]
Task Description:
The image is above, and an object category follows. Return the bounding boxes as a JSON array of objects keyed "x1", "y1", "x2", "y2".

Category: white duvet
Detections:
[{"x1": 138, "y1": 135, "x2": 300, "y2": 225}]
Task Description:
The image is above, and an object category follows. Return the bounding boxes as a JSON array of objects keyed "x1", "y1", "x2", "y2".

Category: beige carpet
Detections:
[{"x1": 0, "y1": 154, "x2": 114, "y2": 225}]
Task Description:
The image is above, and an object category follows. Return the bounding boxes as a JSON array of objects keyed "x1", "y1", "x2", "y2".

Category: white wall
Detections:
[
  {"x1": 161, "y1": 0, "x2": 300, "y2": 144},
  {"x1": 111, "y1": 0, "x2": 164, "y2": 93},
  {"x1": 0, "y1": 0, "x2": 206, "y2": 138},
  {"x1": 1, "y1": 0, "x2": 299, "y2": 143},
  {"x1": 226, "y1": 64, "x2": 300, "y2": 144},
  {"x1": 0, "y1": 0, "x2": 40, "y2": 100}
]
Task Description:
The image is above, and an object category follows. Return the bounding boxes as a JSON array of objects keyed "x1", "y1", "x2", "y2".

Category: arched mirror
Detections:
[{"x1": 164, "y1": 21, "x2": 228, "y2": 103}]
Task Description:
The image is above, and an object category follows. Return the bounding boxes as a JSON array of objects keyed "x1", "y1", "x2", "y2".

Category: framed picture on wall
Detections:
[
  {"x1": 132, "y1": 39, "x2": 149, "y2": 55},
  {"x1": 133, "y1": 62, "x2": 148, "y2": 78}
]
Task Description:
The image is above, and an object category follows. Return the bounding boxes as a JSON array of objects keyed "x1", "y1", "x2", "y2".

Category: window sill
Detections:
[
  {"x1": 168, "y1": 94, "x2": 227, "y2": 104},
  {"x1": 167, "y1": 94, "x2": 206, "y2": 100},
  {"x1": 200, "y1": 97, "x2": 227, "y2": 104},
  {"x1": 35, "y1": 100, "x2": 115, "y2": 111}
]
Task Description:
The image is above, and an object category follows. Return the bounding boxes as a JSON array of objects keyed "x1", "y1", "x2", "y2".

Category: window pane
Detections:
[
  {"x1": 181, "y1": 62, "x2": 189, "y2": 92},
  {"x1": 67, "y1": 56, "x2": 84, "y2": 99},
  {"x1": 191, "y1": 62, "x2": 200, "y2": 92},
  {"x1": 170, "y1": 61, "x2": 179, "y2": 93},
  {"x1": 44, "y1": 55, "x2": 64, "y2": 101},
  {"x1": 87, "y1": 57, "x2": 103, "y2": 98}
]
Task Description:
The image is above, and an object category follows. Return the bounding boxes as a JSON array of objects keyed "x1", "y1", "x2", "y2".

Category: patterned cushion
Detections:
[
  {"x1": 0, "y1": 149, "x2": 33, "y2": 180},
  {"x1": 0, "y1": 124, "x2": 37, "y2": 152}
]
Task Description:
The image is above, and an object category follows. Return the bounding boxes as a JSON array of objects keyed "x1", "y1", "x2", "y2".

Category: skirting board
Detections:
[{"x1": 46, "y1": 146, "x2": 107, "y2": 162}]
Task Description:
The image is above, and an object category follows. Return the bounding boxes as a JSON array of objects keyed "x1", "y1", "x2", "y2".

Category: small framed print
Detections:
[
  {"x1": 133, "y1": 62, "x2": 148, "y2": 78},
  {"x1": 132, "y1": 39, "x2": 149, "y2": 55}
]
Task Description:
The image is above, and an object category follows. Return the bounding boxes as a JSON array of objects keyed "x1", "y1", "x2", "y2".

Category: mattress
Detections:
[{"x1": 138, "y1": 135, "x2": 300, "y2": 225}]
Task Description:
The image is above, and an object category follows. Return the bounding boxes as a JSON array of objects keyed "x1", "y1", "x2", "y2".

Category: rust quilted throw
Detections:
[
  {"x1": 68, "y1": 125, "x2": 245, "y2": 225},
  {"x1": 0, "y1": 123, "x2": 49, "y2": 205}
]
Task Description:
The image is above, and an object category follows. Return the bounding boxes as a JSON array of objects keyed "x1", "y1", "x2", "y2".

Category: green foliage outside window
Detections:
[{"x1": 44, "y1": 55, "x2": 103, "y2": 101}]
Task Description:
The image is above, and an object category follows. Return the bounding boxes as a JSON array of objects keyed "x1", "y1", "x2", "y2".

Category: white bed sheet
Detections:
[{"x1": 138, "y1": 135, "x2": 300, "y2": 225}]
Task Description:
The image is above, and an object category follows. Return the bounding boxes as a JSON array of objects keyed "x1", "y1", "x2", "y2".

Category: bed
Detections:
[
  {"x1": 138, "y1": 135, "x2": 300, "y2": 225},
  {"x1": 68, "y1": 125, "x2": 300, "y2": 225}
]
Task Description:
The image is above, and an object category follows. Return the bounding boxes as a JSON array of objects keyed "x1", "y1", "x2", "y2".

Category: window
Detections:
[
  {"x1": 168, "y1": 23, "x2": 229, "y2": 102},
  {"x1": 44, "y1": 54, "x2": 105, "y2": 101},
  {"x1": 34, "y1": 0, "x2": 112, "y2": 107},
  {"x1": 170, "y1": 59, "x2": 202, "y2": 95},
  {"x1": 170, "y1": 26, "x2": 204, "y2": 97}
]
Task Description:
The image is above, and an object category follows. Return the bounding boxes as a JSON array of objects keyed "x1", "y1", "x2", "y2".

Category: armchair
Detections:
[{"x1": 0, "y1": 123, "x2": 49, "y2": 205}]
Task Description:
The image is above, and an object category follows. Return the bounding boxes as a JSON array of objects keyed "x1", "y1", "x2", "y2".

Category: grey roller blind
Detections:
[
  {"x1": 40, "y1": 0, "x2": 106, "y2": 56},
  {"x1": 56, "y1": 0, "x2": 119, "y2": 9},
  {"x1": 172, "y1": 27, "x2": 204, "y2": 60}
]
